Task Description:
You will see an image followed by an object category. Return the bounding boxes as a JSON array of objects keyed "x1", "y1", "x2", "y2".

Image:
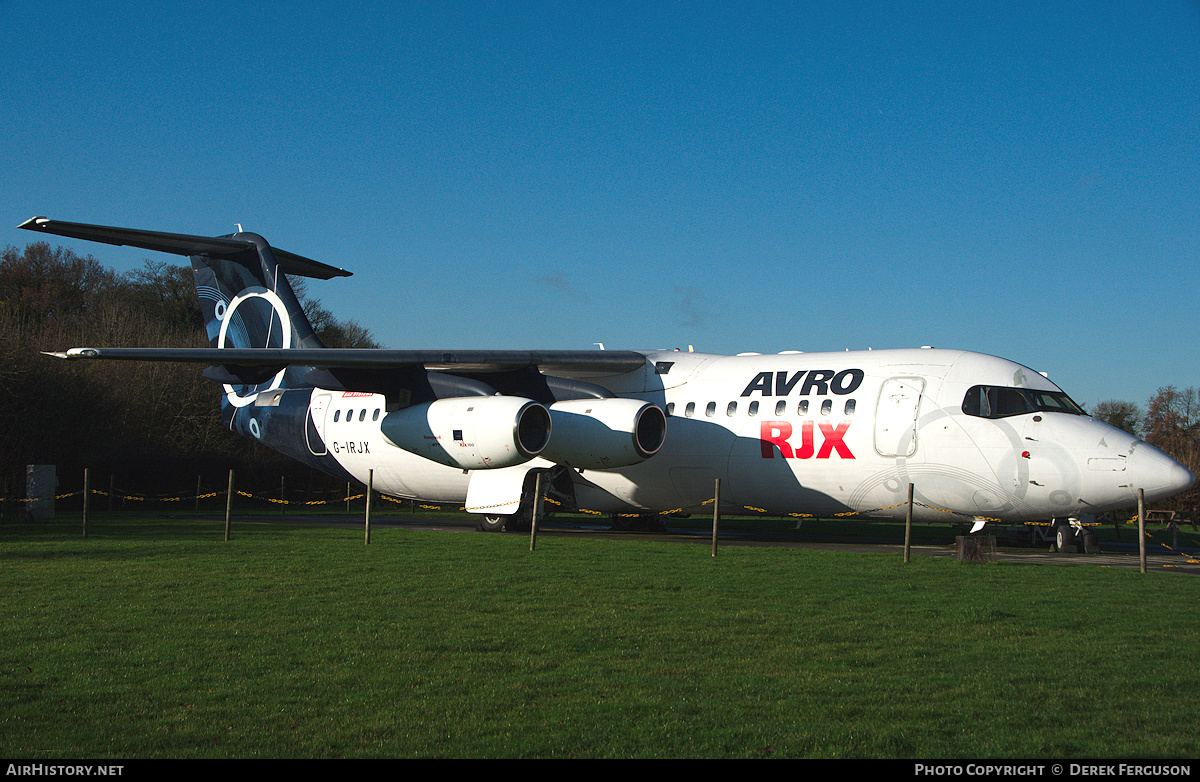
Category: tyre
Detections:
[
  {"x1": 1055, "y1": 524, "x2": 1077, "y2": 553},
  {"x1": 478, "y1": 514, "x2": 507, "y2": 533}
]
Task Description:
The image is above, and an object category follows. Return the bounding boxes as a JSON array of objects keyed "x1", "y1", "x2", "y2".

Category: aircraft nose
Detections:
[{"x1": 1129, "y1": 443, "x2": 1196, "y2": 503}]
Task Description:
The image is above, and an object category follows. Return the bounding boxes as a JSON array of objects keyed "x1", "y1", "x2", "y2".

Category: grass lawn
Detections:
[{"x1": 2, "y1": 514, "x2": 1198, "y2": 758}]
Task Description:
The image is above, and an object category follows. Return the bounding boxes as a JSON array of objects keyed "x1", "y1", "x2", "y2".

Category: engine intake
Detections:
[
  {"x1": 542, "y1": 398, "x2": 666, "y2": 470},
  {"x1": 381, "y1": 396, "x2": 551, "y2": 470}
]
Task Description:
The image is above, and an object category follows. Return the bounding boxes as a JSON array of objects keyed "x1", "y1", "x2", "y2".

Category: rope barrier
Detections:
[
  {"x1": 1137, "y1": 523, "x2": 1200, "y2": 566},
  {"x1": 6, "y1": 487, "x2": 1195, "y2": 559},
  {"x1": 3, "y1": 487, "x2": 363, "y2": 506}
]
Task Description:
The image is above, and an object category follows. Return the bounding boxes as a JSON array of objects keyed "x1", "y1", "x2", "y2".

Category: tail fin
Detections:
[
  {"x1": 18, "y1": 216, "x2": 352, "y2": 402},
  {"x1": 192, "y1": 231, "x2": 324, "y2": 352},
  {"x1": 189, "y1": 231, "x2": 337, "y2": 407}
]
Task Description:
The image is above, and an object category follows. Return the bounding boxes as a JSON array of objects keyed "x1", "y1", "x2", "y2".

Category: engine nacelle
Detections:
[
  {"x1": 380, "y1": 396, "x2": 551, "y2": 470},
  {"x1": 541, "y1": 398, "x2": 666, "y2": 470}
]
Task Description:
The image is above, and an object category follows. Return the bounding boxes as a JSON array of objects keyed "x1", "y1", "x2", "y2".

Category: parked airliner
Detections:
[{"x1": 24, "y1": 216, "x2": 1194, "y2": 549}]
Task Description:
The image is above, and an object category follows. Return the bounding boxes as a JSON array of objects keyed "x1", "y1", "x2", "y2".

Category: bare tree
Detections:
[
  {"x1": 1, "y1": 244, "x2": 380, "y2": 496},
  {"x1": 1143, "y1": 386, "x2": 1200, "y2": 511},
  {"x1": 1090, "y1": 400, "x2": 1143, "y2": 437}
]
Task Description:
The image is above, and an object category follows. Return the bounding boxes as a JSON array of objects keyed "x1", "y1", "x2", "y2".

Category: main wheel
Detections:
[
  {"x1": 1055, "y1": 524, "x2": 1077, "y2": 553},
  {"x1": 478, "y1": 514, "x2": 508, "y2": 533}
]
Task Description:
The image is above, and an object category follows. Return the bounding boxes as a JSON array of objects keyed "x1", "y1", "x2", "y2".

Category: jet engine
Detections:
[
  {"x1": 541, "y1": 398, "x2": 667, "y2": 470},
  {"x1": 380, "y1": 396, "x2": 551, "y2": 470}
]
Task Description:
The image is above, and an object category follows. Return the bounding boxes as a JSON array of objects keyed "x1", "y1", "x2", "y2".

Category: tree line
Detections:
[
  {"x1": 0, "y1": 241, "x2": 378, "y2": 502},
  {"x1": 2, "y1": 240, "x2": 1196, "y2": 514}
]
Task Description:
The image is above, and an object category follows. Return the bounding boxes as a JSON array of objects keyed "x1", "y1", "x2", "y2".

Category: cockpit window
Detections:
[{"x1": 962, "y1": 386, "x2": 1086, "y2": 419}]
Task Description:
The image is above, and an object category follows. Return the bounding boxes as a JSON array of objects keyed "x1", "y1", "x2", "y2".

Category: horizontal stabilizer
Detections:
[{"x1": 18, "y1": 216, "x2": 351, "y2": 279}]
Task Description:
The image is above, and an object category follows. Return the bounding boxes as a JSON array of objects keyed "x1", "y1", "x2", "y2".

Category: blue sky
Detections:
[{"x1": 2, "y1": 1, "x2": 1197, "y2": 409}]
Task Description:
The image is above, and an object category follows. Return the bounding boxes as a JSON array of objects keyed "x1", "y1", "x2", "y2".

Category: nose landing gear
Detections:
[{"x1": 1051, "y1": 518, "x2": 1100, "y2": 554}]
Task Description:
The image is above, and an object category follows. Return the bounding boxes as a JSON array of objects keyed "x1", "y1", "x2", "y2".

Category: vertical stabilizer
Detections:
[
  {"x1": 17, "y1": 216, "x2": 351, "y2": 407},
  {"x1": 191, "y1": 232, "x2": 324, "y2": 353}
]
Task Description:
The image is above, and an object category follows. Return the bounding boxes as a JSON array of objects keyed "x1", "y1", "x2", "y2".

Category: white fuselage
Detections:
[{"x1": 304, "y1": 348, "x2": 1193, "y2": 523}]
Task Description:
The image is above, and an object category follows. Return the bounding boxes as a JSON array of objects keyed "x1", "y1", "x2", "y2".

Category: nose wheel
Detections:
[{"x1": 1053, "y1": 520, "x2": 1100, "y2": 554}]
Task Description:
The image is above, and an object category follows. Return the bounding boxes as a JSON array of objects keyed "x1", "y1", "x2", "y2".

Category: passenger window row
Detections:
[
  {"x1": 666, "y1": 399, "x2": 857, "y2": 418},
  {"x1": 332, "y1": 407, "x2": 382, "y2": 423}
]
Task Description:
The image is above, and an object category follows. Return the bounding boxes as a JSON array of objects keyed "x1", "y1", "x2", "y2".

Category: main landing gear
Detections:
[{"x1": 476, "y1": 468, "x2": 567, "y2": 533}]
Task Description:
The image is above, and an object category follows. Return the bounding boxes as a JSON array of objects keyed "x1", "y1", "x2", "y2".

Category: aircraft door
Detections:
[
  {"x1": 874, "y1": 377, "x2": 925, "y2": 458},
  {"x1": 307, "y1": 393, "x2": 332, "y2": 456}
]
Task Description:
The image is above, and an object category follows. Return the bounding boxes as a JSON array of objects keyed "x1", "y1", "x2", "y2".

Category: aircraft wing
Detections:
[{"x1": 44, "y1": 347, "x2": 651, "y2": 375}]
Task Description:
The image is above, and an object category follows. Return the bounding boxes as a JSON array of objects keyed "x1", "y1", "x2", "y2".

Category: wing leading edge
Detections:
[{"x1": 44, "y1": 347, "x2": 651, "y2": 375}]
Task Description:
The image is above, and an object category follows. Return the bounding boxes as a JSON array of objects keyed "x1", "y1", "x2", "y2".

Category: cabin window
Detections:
[
  {"x1": 798, "y1": 400, "x2": 809, "y2": 415},
  {"x1": 961, "y1": 386, "x2": 1086, "y2": 419},
  {"x1": 685, "y1": 402, "x2": 696, "y2": 418},
  {"x1": 372, "y1": 408, "x2": 380, "y2": 422},
  {"x1": 359, "y1": 409, "x2": 367, "y2": 422},
  {"x1": 845, "y1": 399, "x2": 856, "y2": 416},
  {"x1": 748, "y1": 401, "x2": 759, "y2": 417},
  {"x1": 666, "y1": 402, "x2": 675, "y2": 416},
  {"x1": 705, "y1": 402, "x2": 717, "y2": 417},
  {"x1": 775, "y1": 400, "x2": 786, "y2": 416},
  {"x1": 333, "y1": 410, "x2": 341, "y2": 422},
  {"x1": 726, "y1": 402, "x2": 737, "y2": 416},
  {"x1": 821, "y1": 399, "x2": 832, "y2": 416}
]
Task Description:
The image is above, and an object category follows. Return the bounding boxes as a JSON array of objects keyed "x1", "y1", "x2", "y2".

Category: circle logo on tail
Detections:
[{"x1": 217, "y1": 287, "x2": 291, "y2": 408}]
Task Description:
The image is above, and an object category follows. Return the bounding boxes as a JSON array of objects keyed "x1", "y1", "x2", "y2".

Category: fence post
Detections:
[
  {"x1": 1138, "y1": 488, "x2": 1146, "y2": 574},
  {"x1": 529, "y1": 472, "x2": 543, "y2": 551},
  {"x1": 225, "y1": 469, "x2": 234, "y2": 542},
  {"x1": 904, "y1": 483, "x2": 914, "y2": 563},
  {"x1": 711, "y1": 478, "x2": 721, "y2": 557},
  {"x1": 82, "y1": 467, "x2": 89, "y2": 539},
  {"x1": 365, "y1": 470, "x2": 373, "y2": 545}
]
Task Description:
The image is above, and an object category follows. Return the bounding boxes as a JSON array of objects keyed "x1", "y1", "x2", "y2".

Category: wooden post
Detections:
[
  {"x1": 346, "y1": 482, "x2": 351, "y2": 513},
  {"x1": 1138, "y1": 488, "x2": 1146, "y2": 574},
  {"x1": 82, "y1": 468, "x2": 89, "y2": 539},
  {"x1": 225, "y1": 469, "x2": 234, "y2": 542},
  {"x1": 904, "y1": 483, "x2": 914, "y2": 563},
  {"x1": 529, "y1": 472, "x2": 543, "y2": 551},
  {"x1": 195, "y1": 475, "x2": 202, "y2": 515},
  {"x1": 711, "y1": 478, "x2": 721, "y2": 557},
  {"x1": 364, "y1": 470, "x2": 373, "y2": 545},
  {"x1": 280, "y1": 475, "x2": 286, "y2": 514}
]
